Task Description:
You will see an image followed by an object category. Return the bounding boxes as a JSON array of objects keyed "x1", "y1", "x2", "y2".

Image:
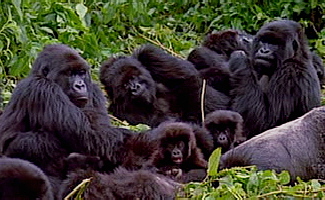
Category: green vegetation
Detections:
[
  {"x1": 178, "y1": 149, "x2": 325, "y2": 199},
  {"x1": 1, "y1": 1, "x2": 324, "y2": 198}
]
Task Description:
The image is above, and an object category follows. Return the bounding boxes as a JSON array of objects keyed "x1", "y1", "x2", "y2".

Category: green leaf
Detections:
[
  {"x1": 0, "y1": 40, "x2": 4, "y2": 51},
  {"x1": 278, "y1": 170, "x2": 290, "y2": 185},
  {"x1": 208, "y1": 148, "x2": 222, "y2": 176},
  {"x1": 11, "y1": 0, "x2": 23, "y2": 21},
  {"x1": 311, "y1": 179, "x2": 321, "y2": 190},
  {"x1": 76, "y1": 4, "x2": 88, "y2": 19}
]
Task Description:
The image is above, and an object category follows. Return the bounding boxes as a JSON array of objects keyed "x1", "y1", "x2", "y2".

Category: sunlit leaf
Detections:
[
  {"x1": 76, "y1": 3, "x2": 88, "y2": 19},
  {"x1": 208, "y1": 148, "x2": 222, "y2": 176}
]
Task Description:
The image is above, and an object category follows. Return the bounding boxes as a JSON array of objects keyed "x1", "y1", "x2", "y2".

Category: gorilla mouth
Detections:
[
  {"x1": 255, "y1": 57, "x2": 273, "y2": 62},
  {"x1": 172, "y1": 157, "x2": 183, "y2": 164},
  {"x1": 74, "y1": 96, "x2": 89, "y2": 107},
  {"x1": 255, "y1": 57, "x2": 274, "y2": 67}
]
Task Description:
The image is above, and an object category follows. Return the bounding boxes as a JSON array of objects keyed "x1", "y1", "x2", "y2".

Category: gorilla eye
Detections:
[
  {"x1": 71, "y1": 69, "x2": 86, "y2": 76},
  {"x1": 178, "y1": 141, "x2": 185, "y2": 149},
  {"x1": 42, "y1": 67, "x2": 49, "y2": 76},
  {"x1": 167, "y1": 143, "x2": 174, "y2": 148}
]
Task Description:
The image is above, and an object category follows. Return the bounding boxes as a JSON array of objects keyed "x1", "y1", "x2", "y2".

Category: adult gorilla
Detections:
[
  {"x1": 220, "y1": 106, "x2": 325, "y2": 182},
  {"x1": 0, "y1": 44, "x2": 130, "y2": 196},
  {"x1": 229, "y1": 20, "x2": 321, "y2": 138}
]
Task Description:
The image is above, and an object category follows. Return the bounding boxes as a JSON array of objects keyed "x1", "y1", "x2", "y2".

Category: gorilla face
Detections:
[{"x1": 252, "y1": 21, "x2": 301, "y2": 77}]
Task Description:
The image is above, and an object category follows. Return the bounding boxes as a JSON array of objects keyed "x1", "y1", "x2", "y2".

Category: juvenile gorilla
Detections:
[
  {"x1": 188, "y1": 30, "x2": 253, "y2": 95},
  {"x1": 204, "y1": 110, "x2": 246, "y2": 153},
  {"x1": 0, "y1": 44, "x2": 129, "y2": 196},
  {"x1": 0, "y1": 157, "x2": 53, "y2": 200},
  {"x1": 220, "y1": 106, "x2": 325, "y2": 181},
  {"x1": 202, "y1": 29, "x2": 253, "y2": 60},
  {"x1": 152, "y1": 122, "x2": 208, "y2": 182},
  {"x1": 229, "y1": 20, "x2": 321, "y2": 138}
]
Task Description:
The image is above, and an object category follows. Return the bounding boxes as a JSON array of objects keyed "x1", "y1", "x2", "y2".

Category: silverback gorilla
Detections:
[
  {"x1": 229, "y1": 20, "x2": 321, "y2": 138},
  {"x1": 220, "y1": 106, "x2": 325, "y2": 181},
  {"x1": 0, "y1": 44, "x2": 131, "y2": 197}
]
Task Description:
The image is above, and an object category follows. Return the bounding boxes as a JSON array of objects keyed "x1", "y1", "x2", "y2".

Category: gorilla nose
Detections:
[
  {"x1": 130, "y1": 83, "x2": 142, "y2": 95},
  {"x1": 73, "y1": 81, "x2": 87, "y2": 93},
  {"x1": 218, "y1": 135, "x2": 227, "y2": 141},
  {"x1": 172, "y1": 150, "x2": 181, "y2": 156},
  {"x1": 131, "y1": 83, "x2": 141, "y2": 90},
  {"x1": 259, "y1": 47, "x2": 270, "y2": 54}
]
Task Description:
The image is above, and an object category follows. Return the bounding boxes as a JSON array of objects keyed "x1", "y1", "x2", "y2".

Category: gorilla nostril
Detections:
[
  {"x1": 259, "y1": 48, "x2": 270, "y2": 54},
  {"x1": 218, "y1": 135, "x2": 227, "y2": 141}
]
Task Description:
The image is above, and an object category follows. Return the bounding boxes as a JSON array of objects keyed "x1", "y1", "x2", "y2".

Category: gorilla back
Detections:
[{"x1": 220, "y1": 106, "x2": 325, "y2": 181}]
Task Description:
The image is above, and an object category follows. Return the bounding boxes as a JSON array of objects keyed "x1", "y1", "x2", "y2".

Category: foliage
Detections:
[
  {"x1": 177, "y1": 148, "x2": 325, "y2": 199},
  {"x1": 110, "y1": 114, "x2": 150, "y2": 132}
]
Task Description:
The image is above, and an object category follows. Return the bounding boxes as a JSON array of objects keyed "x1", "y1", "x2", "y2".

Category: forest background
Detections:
[{"x1": 0, "y1": 1, "x2": 324, "y2": 199}]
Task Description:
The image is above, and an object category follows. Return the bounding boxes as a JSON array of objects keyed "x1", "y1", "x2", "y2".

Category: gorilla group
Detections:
[
  {"x1": 0, "y1": 44, "x2": 180, "y2": 199},
  {"x1": 188, "y1": 20, "x2": 321, "y2": 138},
  {"x1": 0, "y1": 19, "x2": 323, "y2": 199}
]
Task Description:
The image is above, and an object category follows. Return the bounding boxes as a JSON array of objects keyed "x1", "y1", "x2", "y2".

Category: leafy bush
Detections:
[
  {"x1": 0, "y1": 1, "x2": 324, "y2": 108},
  {"x1": 177, "y1": 149, "x2": 325, "y2": 199}
]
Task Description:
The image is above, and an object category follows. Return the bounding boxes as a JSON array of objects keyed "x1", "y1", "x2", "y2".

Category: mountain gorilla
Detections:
[
  {"x1": 100, "y1": 44, "x2": 230, "y2": 127},
  {"x1": 229, "y1": 20, "x2": 321, "y2": 138},
  {"x1": 152, "y1": 122, "x2": 208, "y2": 182},
  {"x1": 202, "y1": 29, "x2": 253, "y2": 60},
  {"x1": 0, "y1": 157, "x2": 53, "y2": 200},
  {"x1": 0, "y1": 44, "x2": 131, "y2": 197},
  {"x1": 220, "y1": 106, "x2": 325, "y2": 182},
  {"x1": 59, "y1": 166, "x2": 179, "y2": 200},
  {"x1": 204, "y1": 110, "x2": 246, "y2": 153}
]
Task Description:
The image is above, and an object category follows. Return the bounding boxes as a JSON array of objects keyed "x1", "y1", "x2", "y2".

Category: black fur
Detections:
[
  {"x1": 59, "y1": 167, "x2": 180, "y2": 200},
  {"x1": 100, "y1": 56, "x2": 175, "y2": 127},
  {"x1": 0, "y1": 157, "x2": 53, "y2": 200},
  {"x1": 100, "y1": 44, "x2": 230, "y2": 126}
]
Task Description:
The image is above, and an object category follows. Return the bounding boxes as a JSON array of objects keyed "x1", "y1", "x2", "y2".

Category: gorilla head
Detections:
[{"x1": 253, "y1": 20, "x2": 308, "y2": 76}]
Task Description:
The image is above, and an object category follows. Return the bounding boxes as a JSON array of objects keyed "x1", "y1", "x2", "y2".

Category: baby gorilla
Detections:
[
  {"x1": 152, "y1": 122, "x2": 208, "y2": 182},
  {"x1": 204, "y1": 110, "x2": 246, "y2": 153}
]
